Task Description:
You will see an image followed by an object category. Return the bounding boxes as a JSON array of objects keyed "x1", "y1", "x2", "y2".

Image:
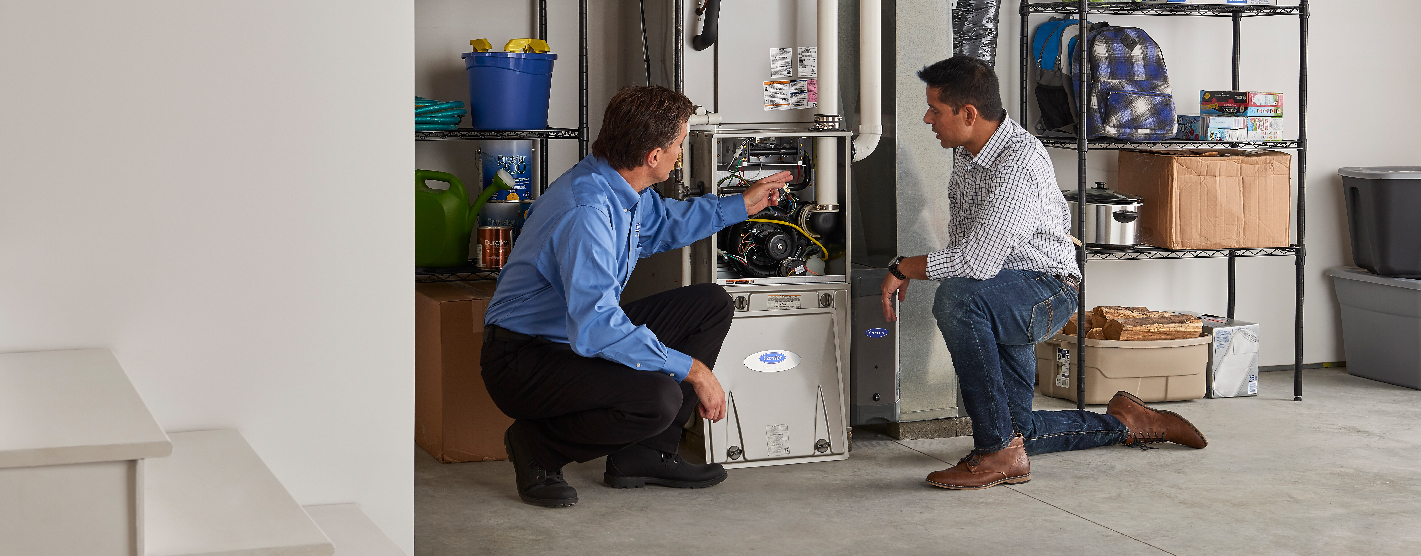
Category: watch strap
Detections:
[{"x1": 888, "y1": 256, "x2": 907, "y2": 280}]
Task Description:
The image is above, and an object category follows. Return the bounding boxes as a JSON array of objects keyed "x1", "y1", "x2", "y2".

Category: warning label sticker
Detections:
[
  {"x1": 766, "y1": 424, "x2": 791, "y2": 458},
  {"x1": 766, "y1": 294, "x2": 802, "y2": 310},
  {"x1": 763, "y1": 80, "x2": 815, "y2": 111},
  {"x1": 770, "y1": 47, "x2": 793, "y2": 78}
]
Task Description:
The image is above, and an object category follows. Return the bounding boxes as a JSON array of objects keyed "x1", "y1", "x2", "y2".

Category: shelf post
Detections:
[
  {"x1": 1019, "y1": 1, "x2": 1029, "y2": 125},
  {"x1": 1295, "y1": 0, "x2": 1310, "y2": 401},
  {"x1": 1075, "y1": 0, "x2": 1088, "y2": 411},
  {"x1": 580, "y1": 0, "x2": 590, "y2": 159},
  {"x1": 1227, "y1": 250, "x2": 1236, "y2": 320},
  {"x1": 538, "y1": 0, "x2": 549, "y2": 195},
  {"x1": 1231, "y1": 12, "x2": 1242, "y2": 90}
]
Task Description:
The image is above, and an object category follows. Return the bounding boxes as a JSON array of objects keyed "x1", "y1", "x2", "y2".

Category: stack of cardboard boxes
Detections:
[{"x1": 1177, "y1": 90, "x2": 1285, "y2": 142}]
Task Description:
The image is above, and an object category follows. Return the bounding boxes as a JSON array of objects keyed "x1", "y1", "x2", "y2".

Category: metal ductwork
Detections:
[{"x1": 952, "y1": 0, "x2": 1001, "y2": 65}]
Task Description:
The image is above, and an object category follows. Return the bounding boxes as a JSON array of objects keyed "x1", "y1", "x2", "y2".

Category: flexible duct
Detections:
[
  {"x1": 952, "y1": 0, "x2": 1001, "y2": 65},
  {"x1": 691, "y1": 0, "x2": 721, "y2": 51}
]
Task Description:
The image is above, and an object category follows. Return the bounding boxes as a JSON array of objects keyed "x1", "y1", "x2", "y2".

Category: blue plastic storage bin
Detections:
[{"x1": 461, "y1": 52, "x2": 557, "y2": 130}]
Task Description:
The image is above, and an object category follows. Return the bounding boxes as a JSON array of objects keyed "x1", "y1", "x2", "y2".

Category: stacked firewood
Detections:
[{"x1": 1062, "y1": 306, "x2": 1203, "y2": 341}]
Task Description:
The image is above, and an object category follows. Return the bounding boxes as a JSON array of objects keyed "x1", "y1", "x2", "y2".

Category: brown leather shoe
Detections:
[
  {"x1": 1106, "y1": 391, "x2": 1208, "y2": 449},
  {"x1": 926, "y1": 436, "x2": 1030, "y2": 490}
]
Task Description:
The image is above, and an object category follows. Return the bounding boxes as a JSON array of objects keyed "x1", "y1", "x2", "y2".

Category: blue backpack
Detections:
[{"x1": 1034, "y1": 21, "x2": 1176, "y2": 141}]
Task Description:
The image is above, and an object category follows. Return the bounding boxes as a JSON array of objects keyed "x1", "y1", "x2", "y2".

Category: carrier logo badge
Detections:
[
  {"x1": 744, "y1": 350, "x2": 800, "y2": 372},
  {"x1": 865, "y1": 327, "x2": 889, "y2": 338}
]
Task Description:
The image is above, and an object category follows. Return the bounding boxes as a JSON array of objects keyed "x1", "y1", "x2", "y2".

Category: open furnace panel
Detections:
[
  {"x1": 689, "y1": 128, "x2": 851, "y2": 286},
  {"x1": 681, "y1": 127, "x2": 852, "y2": 468}
]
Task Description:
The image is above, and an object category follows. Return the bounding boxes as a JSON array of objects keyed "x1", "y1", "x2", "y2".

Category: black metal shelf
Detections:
[
  {"x1": 1025, "y1": 2, "x2": 1303, "y2": 18},
  {"x1": 1038, "y1": 136, "x2": 1299, "y2": 151},
  {"x1": 1087, "y1": 245, "x2": 1297, "y2": 261},
  {"x1": 416, "y1": 263, "x2": 499, "y2": 283},
  {"x1": 416, "y1": 128, "x2": 580, "y2": 141},
  {"x1": 1019, "y1": 0, "x2": 1310, "y2": 406}
]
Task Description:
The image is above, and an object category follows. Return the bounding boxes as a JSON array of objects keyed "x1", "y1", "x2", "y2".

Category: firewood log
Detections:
[{"x1": 1103, "y1": 316, "x2": 1203, "y2": 341}]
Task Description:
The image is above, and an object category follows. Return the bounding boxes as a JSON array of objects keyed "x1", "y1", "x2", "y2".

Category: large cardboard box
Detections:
[
  {"x1": 1117, "y1": 149, "x2": 1292, "y2": 249},
  {"x1": 415, "y1": 281, "x2": 513, "y2": 463}
]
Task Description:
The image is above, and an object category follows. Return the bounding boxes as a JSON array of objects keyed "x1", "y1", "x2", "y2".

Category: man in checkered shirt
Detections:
[{"x1": 879, "y1": 56, "x2": 1207, "y2": 491}]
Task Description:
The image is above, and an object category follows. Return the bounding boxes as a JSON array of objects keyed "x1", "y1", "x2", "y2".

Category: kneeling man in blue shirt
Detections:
[{"x1": 482, "y1": 86, "x2": 790, "y2": 507}]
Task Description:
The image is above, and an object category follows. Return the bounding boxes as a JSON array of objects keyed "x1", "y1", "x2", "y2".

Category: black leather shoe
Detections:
[
  {"x1": 604, "y1": 443, "x2": 727, "y2": 489},
  {"x1": 504, "y1": 424, "x2": 577, "y2": 507}
]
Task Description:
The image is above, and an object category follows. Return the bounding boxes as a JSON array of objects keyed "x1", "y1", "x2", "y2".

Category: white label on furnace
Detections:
[
  {"x1": 744, "y1": 350, "x2": 801, "y2": 373},
  {"x1": 766, "y1": 294, "x2": 802, "y2": 310},
  {"x1": 797, "y1": 47, "x2": 817, "y2": 77},
  {"x1": 766, "y1": 424, "x2": 792, "y2": 457},
  {"x1": 770, "y1": 48, "x2": 793, "y2": 78},
  {"x1": 763, "y1": 80, "x2": 812, "y2": 111}
]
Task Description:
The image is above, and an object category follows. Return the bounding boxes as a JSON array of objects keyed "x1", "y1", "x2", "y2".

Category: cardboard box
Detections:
[
  {"x1": 1201, "y1": 91, "x2": 1284, "y2": 117},
  {"x1": 416, "y1": 281, "x2": 513, "y2": 463},
  {"x1": 1176, "y1": 115, "x2": 1246, "y2": 141},
  {"x1": 1116, "y1": 149, "x2": 1292, "y2": 249},
  {"x1": 1178, "y1": 312, "x2": 1261, "y2": 397},
  {"x1": 1035, "y1": 334, "x2": 1211, "y2": 405},
  {"x1": 1246, "y1": 116, "x2": 1285, "y2": 141}
]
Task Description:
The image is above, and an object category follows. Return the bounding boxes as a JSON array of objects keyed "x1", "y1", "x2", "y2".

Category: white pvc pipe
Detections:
[
  {"x1": 853, "y1": 0, "x2": 883, "y2": 162},
  {"x1": 814, "y1": 0, "x2": 839, "y2": 207}
]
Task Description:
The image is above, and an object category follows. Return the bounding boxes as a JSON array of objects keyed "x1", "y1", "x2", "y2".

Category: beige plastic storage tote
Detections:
[{"x1": 1035, "y1": 334, "x2": 1211, "y2": 405}]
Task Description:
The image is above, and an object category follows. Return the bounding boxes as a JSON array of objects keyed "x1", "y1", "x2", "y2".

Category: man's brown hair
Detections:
[{"x1": 592, "y1": 86, "x2": 696, "y2": 171}]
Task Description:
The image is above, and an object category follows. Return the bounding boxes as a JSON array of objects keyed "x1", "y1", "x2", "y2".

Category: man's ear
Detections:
[
  {"x1": 644, "y1": 146, "x2": 664, "y2": 169},
  {"x1": 961, "y1": 103, "x2": 980, "y2": 127}
]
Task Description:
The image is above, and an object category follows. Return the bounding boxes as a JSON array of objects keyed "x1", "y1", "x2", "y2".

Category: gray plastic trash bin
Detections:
[
  {"x1": 1338, "y1": 166, "x2": 1421, "y2": 278},
  {"x1": 1328, "y1": 266, "x2": 1421, "y2": 389}
]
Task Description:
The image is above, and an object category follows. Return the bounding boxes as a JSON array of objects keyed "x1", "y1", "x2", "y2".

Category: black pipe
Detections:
[
  {"x1": 675, "y1": 0, "x2": 685, "y2": 93},
  {"x1": 580, "y1": 0, "x2": 589, "y2": 158},
  {"x1": 691, "y1": 0, "x2": 720, "y2": 52},
  {"x1": 1232, "y1": 12, "x2": 1242, "y2": 90}
]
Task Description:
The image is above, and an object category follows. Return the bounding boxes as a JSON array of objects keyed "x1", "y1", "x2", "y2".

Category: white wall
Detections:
[
  {"x1": 0, "y1": 2, "x2": 414, "y2": 553},
  {"x1": 995, "y1": 0, "x2": 1421, "y2": 368}
]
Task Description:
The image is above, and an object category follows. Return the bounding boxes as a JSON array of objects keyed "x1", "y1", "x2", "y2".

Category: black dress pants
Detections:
[{"x1": 481, "y1": 283, "x2": 735, "y2": 470}]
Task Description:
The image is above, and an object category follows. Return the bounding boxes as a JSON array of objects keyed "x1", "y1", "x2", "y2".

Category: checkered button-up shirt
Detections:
[{"x1": 924, "y1": 117, "x2": 1080, "y2": 281}]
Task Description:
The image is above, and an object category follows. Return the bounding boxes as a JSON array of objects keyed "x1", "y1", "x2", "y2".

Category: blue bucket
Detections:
[{"x1": 462, "y1": 52, "x2": 557, "y2": 130}]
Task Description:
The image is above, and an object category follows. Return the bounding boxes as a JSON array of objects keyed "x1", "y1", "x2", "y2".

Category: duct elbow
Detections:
[{"x1": 852, "y1": 127, "x2": 882, "y2": 162}]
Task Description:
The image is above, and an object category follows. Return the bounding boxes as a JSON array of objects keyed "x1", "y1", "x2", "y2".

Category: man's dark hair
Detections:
[
  {"x1": 592, "y1": 86, "x2": 696, "y2": 170},
  {"x1": 917, "y1": 55, "x2": 1006, "y2": 123}
]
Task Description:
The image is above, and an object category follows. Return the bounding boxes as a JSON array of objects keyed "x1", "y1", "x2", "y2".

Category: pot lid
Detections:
[{"x1": 1063, "y1": 182, "x2": 1142, "y2": 205}]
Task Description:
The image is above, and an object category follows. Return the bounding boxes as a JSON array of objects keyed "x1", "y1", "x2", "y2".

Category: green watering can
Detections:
[{"x1": 415, "y1": 169, "x2": 514, "y2": 267}]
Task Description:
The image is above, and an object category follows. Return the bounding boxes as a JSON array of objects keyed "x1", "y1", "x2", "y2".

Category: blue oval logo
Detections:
[
  {"x1": 865, "y1": 327, "x2": 889, "y2": 339},
  {"x1": 759, "y1": 352, "x2": 787, "y2": 364}
]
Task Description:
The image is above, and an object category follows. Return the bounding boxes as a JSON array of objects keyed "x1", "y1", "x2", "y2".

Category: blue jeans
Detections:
[{"x1": 933, "y1": 269, "x2": 1127, "y2": 456}]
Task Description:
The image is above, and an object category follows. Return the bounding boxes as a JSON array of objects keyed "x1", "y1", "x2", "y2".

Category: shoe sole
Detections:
[
  {"x1": 1114, "y1": 391, "x2": 1208, "y2": 449},
  {"x1": 926, "y1": 474, "x2": 1031, "y2": 490},
  {"x1": 604, "y1": 471, "x2": 728, "y2": 489},
  {"x1": 518, "y1": 494, "x2": 578, "y2": 508},
  {"x1": 506, "y1": 427, "x2": 578, "y2": 508}
]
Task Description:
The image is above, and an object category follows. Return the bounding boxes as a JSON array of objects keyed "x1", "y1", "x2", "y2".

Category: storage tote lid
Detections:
[
  {"x1": 1326, "y1": 266, "x2": 1421, "y2": 290},
  {"x1": 1337, "y1": 167, "x2": 1421, "y2": 180}
]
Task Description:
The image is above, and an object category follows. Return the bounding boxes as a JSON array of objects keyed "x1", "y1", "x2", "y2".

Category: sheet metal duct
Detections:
[{"x1": 952, "y1": 0, "x2": 1000, "y2": 65}]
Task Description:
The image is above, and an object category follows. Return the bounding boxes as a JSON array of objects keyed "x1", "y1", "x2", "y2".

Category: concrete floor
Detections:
[{"x1": 416, "y1": 369, "x2": 1421, "y2": 555}]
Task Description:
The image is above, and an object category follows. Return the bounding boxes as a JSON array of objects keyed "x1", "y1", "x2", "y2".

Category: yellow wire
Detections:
[{"x1": 745, "y1": 218, "x2": 829, "y2": 261}]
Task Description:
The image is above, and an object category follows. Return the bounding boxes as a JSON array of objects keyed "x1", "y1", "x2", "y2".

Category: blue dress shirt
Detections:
[{"x1": 484, "y1": 155, "x2": 749, "y2": 382}]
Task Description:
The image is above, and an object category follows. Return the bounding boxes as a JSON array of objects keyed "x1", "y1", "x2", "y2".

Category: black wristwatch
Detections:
[{"x1": 888, "y1": 256, "x2": 908, "y2": 280}]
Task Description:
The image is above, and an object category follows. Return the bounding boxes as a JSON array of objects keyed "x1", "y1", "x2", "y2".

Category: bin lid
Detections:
[
  {"x1": 1337, "y1": 166, "x2": 1421, "y2": 180},
  {"x1": 1326, "y1": 266, "x2": 1421, "y2": 290}
]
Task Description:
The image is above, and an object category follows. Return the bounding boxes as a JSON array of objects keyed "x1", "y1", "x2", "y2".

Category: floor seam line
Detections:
[
  {"x1": 892, "y1": 440, "x2": 955, "y2": 464},
  {"x1": 1006, "y1": 487, "x2": 1179, "y2": 556}
]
